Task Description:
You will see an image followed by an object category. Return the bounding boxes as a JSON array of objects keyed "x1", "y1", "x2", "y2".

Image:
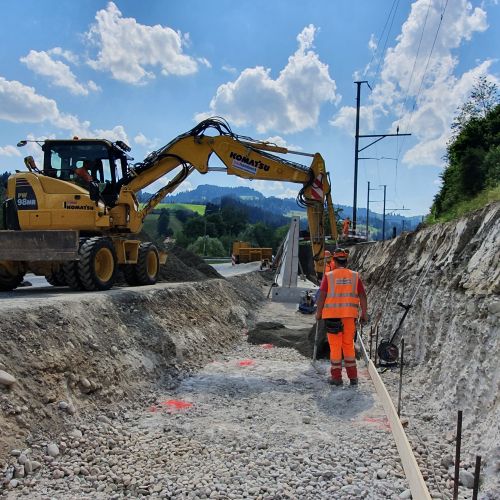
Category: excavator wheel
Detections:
[
  {"x1": 122, "y1": 264, "x2": 139, "y2": 286},
  {"x1": 78, "y1": 237, "x2": 117, "y2": 291},
  {"x1": 45, "y1": 267, "x2": 67, "y2": 287},
  {"x1": 135, "y1": 242, "x2": 160, "y2": 286},
  {"x1": 0, "y1": 265, "x2": 25, "y2": 291}
]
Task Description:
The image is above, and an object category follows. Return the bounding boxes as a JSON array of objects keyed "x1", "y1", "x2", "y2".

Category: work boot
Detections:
[
  {"x1": 345, "y1": 364, "x2": 358, "y2": 381},
  {"x1": 329, "y1": 378, "x2": 343, "y2": 386},
  {"x1": 349, "y1": 378, "x2": 358, "y2": 386}
]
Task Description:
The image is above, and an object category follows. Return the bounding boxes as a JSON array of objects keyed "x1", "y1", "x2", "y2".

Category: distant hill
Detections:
[
  {"x1": 138, "y1": 184, "x2": 424, "y2": 238},
  {"x1": 167, "y1": 185, "x2": 264, "y2": 203}
]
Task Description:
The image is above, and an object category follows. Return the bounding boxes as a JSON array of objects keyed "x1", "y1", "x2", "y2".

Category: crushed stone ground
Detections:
[{"x1": 2, "y1": 300, "x2": 411, "y2": 499}]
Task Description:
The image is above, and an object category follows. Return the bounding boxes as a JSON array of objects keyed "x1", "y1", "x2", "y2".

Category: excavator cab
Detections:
[{"x1": 41, "y1": 139, "x2": 130, "y2": 206}]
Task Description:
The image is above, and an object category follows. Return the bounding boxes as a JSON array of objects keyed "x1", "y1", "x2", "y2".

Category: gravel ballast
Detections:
[{"x1": 2, "y1": 300, "x2": 411, "y2": 499}]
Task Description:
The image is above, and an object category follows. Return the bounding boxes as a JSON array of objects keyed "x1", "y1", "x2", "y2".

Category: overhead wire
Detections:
[
  {"x1": 392, "y1": 0, "x2": 432, "y2": 205},
  {"x1": 364, "y1": 0, "x2": 399, "y2": 78},
  {"x1": 372, "y1": 0, "x2": 401, "y2": 85},
  {"x1": 396, "y1": 0, "x2": 450, "y2": 161}
]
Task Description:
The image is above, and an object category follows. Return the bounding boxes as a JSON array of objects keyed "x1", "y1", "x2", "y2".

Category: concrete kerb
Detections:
[{"x1": 359, "y1": 334, "x2": 432, "y2": 500}]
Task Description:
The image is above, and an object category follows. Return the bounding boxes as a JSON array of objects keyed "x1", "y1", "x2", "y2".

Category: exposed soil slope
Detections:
[{"x1": 0, "y1": 274, "x2": 264, "y2": 467}]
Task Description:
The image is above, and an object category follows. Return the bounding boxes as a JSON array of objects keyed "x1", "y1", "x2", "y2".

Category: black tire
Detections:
[
  {"x1": 122, "y1": 264, "x2": 140, "y2": 286},
  {"x1": 0, "y1": 268, "x2": 24, "y2": 291},
  {"x1": 135, "y1": 242, "x2": 160, "y2": 285},
  {"x1": 63, "y1": 261, "x2": 83, "y2": 290},
  {"x1": 78, "y1": 237, "x2": 117, "y2": 291},
  {"x1": 63, "y1": 237, "x2": 88, "y2": 291},
  {"x1": 45, "y1": 267, "x2": 66, "y2": 287}
]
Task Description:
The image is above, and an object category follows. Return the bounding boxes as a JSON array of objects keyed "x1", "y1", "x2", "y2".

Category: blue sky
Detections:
[{"x1": 1, "y1": 0, "x2": 498, "y2": 215}]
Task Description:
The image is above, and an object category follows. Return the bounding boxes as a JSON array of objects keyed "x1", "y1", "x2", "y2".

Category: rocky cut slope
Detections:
[{"x1": 349, "y1": 202, "x2": 499, "y2": 496}]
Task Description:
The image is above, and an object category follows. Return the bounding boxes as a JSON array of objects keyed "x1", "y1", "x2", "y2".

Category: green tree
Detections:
[
  {"x1": 183, "y1": 215, "x2": 205, "y2": 240},
  {"x1": 220, "y1": 198, "x2": 248, "y2": 236},
  {"x1": 451, "y1": 76, "x2": 499, "y2": 137},
  {"x1": 431, "y1": 98, "x2": 500, "y2": 219},
  {"x1": 156, "y1": 209, "x2": 172, "y2": 237},
  {"x1": 238, "y1": 222, "x2": 274, "y2": 248},
  {"x1": 188, "y1": 236, "x2": 226, "y2": 257}
]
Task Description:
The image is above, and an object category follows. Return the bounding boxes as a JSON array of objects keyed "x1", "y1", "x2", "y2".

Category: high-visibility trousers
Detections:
[{"x1": 327, "y1": 317, "x2": 357, "y2": 380}]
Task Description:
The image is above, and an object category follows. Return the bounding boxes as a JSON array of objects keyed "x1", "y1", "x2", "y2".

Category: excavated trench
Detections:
[{"x1": 0, "y1": 204, "x2": 498, "y2": 498}]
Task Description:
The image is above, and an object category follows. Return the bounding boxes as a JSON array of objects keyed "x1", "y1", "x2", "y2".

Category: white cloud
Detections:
[
  {"x1": 222, "y1": 65, "x2": 237, "y2": 74},
  {"x1": 0, "y1": 76, "x2": 129, "y2": 143},
  {"x1": 196, "y1": 24, "x2": 338, "y2": 134},
  {"x1": 368, "y1": 33, "x2": 377, "y2": 52},
  {"x1": 134, "y1": 132, "x2": 152, "y2": 147},
  {"x1": 0, "y1": 145, "x2": 21, "y2": 157},
  {"x1": 330, "y1": 105, "x2": 377, "y2": 134},
  {"x1": 47, "y1": 47, "x2": 79, "y2": 65},
  {"x1": 263, "y1": 136, "x2": 302, "y2": 151},
  {"x1": 20, "y1": 50, "x2": 99, "y2": 96},
  {"x1": 86, "y1": 1, "x2": 204, "y2": 84},
  {"x1": 93, "y1": 125, "x2": 129, "y2": 144},
  {"x1": 330, "y1": 0, "x2": 494, "y2": 167},
  {"x1": 0, "y1": 76, "x2": 70, "y2": 124}
]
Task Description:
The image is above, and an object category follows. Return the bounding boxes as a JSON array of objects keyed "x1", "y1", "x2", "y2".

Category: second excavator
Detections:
[{"x1": 0, "y1": 117, "x2": 337, "y2": 291}]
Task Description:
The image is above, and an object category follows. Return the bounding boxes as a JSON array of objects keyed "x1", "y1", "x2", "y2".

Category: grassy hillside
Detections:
[
  {"x1": 428, "y1": 185, "x2": 500, "y2": 223},
  {"x1": 144, "y1": 203, "x2": 206, "y2": 215}
]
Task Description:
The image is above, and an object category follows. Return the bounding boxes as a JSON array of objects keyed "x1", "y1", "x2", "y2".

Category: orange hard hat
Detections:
[{"x1": 333, "y1": 248, "x2": 349, "y2": 260}]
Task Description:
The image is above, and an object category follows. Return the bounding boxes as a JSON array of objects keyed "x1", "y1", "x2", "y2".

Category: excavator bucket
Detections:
[{"x1": 0, "y1": 230, "x2": 79, "y2": 261}]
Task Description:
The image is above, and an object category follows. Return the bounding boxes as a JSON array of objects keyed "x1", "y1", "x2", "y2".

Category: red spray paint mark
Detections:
[
  {"x1": 260, "y1": 344, "x2": 274, "y2": 349},
  {"x1": 148, "y1": 400, "x2": 193, "y2": 413},
  {"x1": 363, "y1": 416, "x2": 391, "y2": 431},
  {"x1": 238, "y1": 359, "x2": 255, "y2": 367},
  {"x1": 160, "y1": 400, "x2": 193, "y2": 410}
]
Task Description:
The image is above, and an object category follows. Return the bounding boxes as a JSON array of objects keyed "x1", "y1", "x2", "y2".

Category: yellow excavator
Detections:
[{"x1": 0, "y1": 118, "x2": 337, "y2": 291}]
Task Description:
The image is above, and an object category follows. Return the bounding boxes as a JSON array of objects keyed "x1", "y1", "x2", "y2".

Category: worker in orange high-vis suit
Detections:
[
  {"x1": 324, "y1": 250, "x2": 335, "y2": 273},
  {"x1": 342, "y1": 217, "x2": 351, "y2": 238},
  {"x1": 315, "y1": 248, "x2": 368, "y2": 386}
]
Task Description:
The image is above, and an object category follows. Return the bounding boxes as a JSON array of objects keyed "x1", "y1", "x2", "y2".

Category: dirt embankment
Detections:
[
  {"x1": 0, "y1": 273, "x2": 266, "y2": 465},
  {"x1": 349, "y1": 202, "x2": 500, "y2": 495}
]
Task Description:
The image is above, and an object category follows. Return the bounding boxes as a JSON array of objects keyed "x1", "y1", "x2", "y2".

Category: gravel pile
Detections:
[{"x1": 2, "y1": 336, "x2": 411, "y2": 499}]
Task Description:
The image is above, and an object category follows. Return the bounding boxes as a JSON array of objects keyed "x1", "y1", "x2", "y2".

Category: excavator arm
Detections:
[{"x1": 118, "y1": 118, "x2": 337, "y2": 274}]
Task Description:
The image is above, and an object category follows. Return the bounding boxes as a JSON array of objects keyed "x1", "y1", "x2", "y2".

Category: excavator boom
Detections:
[{"x1": 118, "y1": 118, "x2": 338, "y2": 272}]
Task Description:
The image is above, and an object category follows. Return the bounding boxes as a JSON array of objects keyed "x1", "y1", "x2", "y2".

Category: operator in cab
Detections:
[{"x1": 74, "y1": 160, "x2": 94, "y2": 185}]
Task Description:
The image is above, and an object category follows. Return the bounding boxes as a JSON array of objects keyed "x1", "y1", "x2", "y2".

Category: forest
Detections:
[{"x1": 430, "y1": 77, "x2": 500, "y2": 221}]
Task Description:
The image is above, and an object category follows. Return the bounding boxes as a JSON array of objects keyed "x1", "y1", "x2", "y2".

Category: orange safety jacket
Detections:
[
  {"x1": 323, "y1": 268, "x2": 360, "y2": 319},
  {"x1": 325, "y1": 260, "x2": 336, "y2": 273}
]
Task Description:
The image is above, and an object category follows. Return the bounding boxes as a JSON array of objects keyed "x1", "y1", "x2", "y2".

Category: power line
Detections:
[
  {"x1": 373, "y1": 0, "x2": 401, "y2": 85},
  {"x1": 396, "y1": 0, "x2": 450, "y2": 160},
  {"x1": 365, "y1": 0, "x2": 399, "y2": 77},
  {"x1": 399, "y1": 0, "x2": 433, "y2": 118}
]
